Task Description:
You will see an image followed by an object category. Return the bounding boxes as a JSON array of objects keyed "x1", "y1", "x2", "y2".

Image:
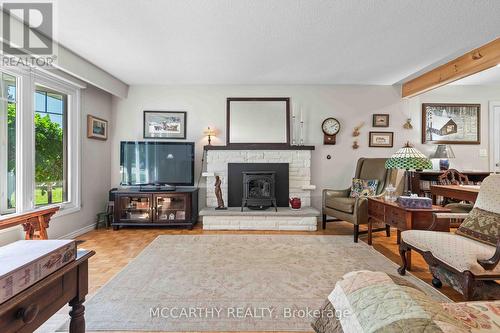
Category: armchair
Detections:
[
  {"x1": 322, "y1": 158, "x2": 396, "y2": 242},
  {"x1": 398, "y1": 175, "x2": 500, "y2": 300}
]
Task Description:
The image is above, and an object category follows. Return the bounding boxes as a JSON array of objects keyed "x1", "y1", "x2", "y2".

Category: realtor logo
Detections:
[{"x1": 2, "y1": 2, "x2": 53, "y2": 55}]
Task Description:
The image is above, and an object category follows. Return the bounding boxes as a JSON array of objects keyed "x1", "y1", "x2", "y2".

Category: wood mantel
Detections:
[
  {"x1": 0, "y1": 206, "x2": 59, "y2": 240},
  {"x1": 204, "y1": 144, "x2": 315, "y2": 150}
]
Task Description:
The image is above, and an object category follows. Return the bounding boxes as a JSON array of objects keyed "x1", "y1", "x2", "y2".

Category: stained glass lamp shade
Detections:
[{"x1": 385, "y1": 143, "x2": 432, "y2": 195}]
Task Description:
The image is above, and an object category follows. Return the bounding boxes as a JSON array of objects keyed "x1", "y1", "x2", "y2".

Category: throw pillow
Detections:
[
  {"x1": 350, "y1": 179, "x2": 379, "y2": 198},
  {"x1": 456, "y1": 207, "x2": 500, "y2": 246}
]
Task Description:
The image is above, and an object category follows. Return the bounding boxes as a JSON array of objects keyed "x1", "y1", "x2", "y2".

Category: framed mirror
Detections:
[{"x1": 227, "y1": 97, "x2": 290, "y2": 147}]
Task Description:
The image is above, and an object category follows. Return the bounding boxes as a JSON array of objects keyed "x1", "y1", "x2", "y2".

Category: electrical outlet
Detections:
[{"x1": 479, "y1": 149, "x2": 488, "y2": 157}]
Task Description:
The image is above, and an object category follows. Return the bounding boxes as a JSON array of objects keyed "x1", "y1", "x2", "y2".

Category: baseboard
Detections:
[{"x1": 58, "y1": 223, "x2": 95, "y2": 240}]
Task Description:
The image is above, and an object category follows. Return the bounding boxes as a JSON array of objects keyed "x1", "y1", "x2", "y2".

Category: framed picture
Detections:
[
  {"x1": 369, "y1": 131, "x2": 394, "y2": 148},
  {"x1": 372, "y1": 114, "x2": 389, "y2": 127},
  {"x1": 87, "y1": 115, "x2": 108, "y2": 140},
  {"x1": 143, "y1": 111, "x2": 186, "y2": 139},
  {"x1": 422, "y1": 103, "x2": 480, "y2": 144}
]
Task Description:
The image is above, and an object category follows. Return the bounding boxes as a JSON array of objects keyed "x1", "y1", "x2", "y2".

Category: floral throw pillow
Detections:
[
  {"x1": 350, "y1": 178, "x2": 379, "y2": 198},
  {"x1": 456, "y1": 207, "x2": 500, "y2": 246}
]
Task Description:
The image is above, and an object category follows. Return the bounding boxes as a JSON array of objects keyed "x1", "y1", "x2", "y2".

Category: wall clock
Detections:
[{"x1": 322, "y1": 117, "x2": 340, "y2": 144}]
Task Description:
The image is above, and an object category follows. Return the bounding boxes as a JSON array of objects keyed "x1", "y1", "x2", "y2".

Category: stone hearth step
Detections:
[{"x1": 200, "y1": 207, "x2": 320, "y2": 231}]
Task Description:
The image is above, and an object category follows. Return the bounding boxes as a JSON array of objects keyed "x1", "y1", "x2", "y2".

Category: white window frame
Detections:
[{"x1": 0, "y1": 65, "x2": 81, "y2": 218}]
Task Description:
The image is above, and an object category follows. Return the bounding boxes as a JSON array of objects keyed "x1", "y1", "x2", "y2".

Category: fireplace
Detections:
[
  {"x1": 227, "y1": 163, "x2": 289, "y2": 208},
  {"x1": 242, "y1": 171, "x2": 277, "y2": 211}
]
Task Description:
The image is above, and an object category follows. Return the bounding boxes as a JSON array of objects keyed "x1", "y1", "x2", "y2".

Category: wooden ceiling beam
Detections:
[{"x1": 402, "y1": 37, "x2": 500, "y2": 98}]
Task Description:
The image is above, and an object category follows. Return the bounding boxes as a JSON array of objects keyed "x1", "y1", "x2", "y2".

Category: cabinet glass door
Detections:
[
  {"x1": 118, "y1": 195, "x2": 151, "y2": 222},
  {"x1": 155, "y1": 194, "x2": 187, "y2": 222}
]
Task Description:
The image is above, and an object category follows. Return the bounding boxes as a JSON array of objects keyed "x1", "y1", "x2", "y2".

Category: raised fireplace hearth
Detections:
[{"x1": 242, "y1": 171, "x2": 277, "y2": 211}]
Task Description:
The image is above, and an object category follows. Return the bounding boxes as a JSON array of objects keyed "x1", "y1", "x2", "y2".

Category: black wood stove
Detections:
[{"x1": 241, "y1": 171, "x2": 277, "y2": 211}]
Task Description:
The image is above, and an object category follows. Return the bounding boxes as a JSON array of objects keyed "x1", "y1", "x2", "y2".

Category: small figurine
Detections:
[
  {"x1": 214, "y1": 175, "x2": 227, "y2": 210},
  {"x1": 352, "y1": 140, "x2": 359, "y2": 149},
  {"x1": 352, "y1": 122, "x2": 364, "y2": 137},
  {"x1": 403, "y1": 118, "x2": 413, "y2": 129}
]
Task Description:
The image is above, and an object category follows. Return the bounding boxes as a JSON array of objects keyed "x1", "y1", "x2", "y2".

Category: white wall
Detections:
[
  {"x1": 111, "y1": 84, "x2": 496, "y2": 209},
  {"x1": 0, "y1": 85, "x2": 112, "y2": 246}
]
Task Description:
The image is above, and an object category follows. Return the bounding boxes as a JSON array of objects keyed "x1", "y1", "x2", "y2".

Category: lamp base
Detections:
[
  {"x1": 439, "y1": 159, "x2": 449, "y2": 171},
  {"x1": 403, "y1": 170, "x2": 414, "y2": 197}
]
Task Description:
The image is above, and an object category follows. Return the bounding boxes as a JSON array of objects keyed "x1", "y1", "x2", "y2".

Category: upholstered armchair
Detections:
[
  {"x1": 322, "y1": 158, "x2": 396, "y2": 242},
  {"x1": 398, "y1": 174, "x2": 500, "y2": 300}
]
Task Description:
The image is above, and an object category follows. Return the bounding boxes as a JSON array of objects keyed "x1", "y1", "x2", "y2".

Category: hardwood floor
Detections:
[{"x1": 75, "y1": 220, "x2": 462, "y2": 333}]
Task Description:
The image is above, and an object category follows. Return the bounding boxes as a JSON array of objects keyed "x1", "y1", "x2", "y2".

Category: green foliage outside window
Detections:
[{"x1": 7, "y1": 102, "x2": 64, "y2": 206}]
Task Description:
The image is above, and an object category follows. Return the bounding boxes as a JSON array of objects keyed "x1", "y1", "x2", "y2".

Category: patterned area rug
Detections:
[{"x1": 59, "y1": 235, "x2": 449, "y2": 331}]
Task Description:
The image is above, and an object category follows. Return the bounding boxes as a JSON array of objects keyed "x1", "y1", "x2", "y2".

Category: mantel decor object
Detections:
[
  {"x1": 204, "y1": 126, "x2": 216, "y2": 145},
  {"x1": 214, "y1": 175, "x2": 227, "y2": 210},
  {"x1": 430, "y1": 144, "x2": 455, "y2": 170},
  {"x1": 385, "y1": 142, "x2": 433, "y2": 196}
]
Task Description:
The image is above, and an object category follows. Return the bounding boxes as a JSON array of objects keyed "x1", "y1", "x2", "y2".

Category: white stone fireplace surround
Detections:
[
  {"x1": 206, "y1": 149, "x2": 312, "y2": 207},
  {"x1": 201, "y1": 149, "x2": 319, "y2": 231}
]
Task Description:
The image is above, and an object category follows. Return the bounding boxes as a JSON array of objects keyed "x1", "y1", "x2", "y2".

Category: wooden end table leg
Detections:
[
  {"x1": 396, "y1": 230, "x2": 401, "y2": 245},
  {"x1": 69, "y1": 297, "x2": 86, "y2": 333},
  {"x1": 367, "y1": 217, "x2": 373, "y2": 245}
]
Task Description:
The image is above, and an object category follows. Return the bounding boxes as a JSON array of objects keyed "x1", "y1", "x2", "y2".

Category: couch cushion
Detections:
[
  {"x1": 349, "y1": 178, "x2": 378, "y2": 198},
  {"x1": 402, "y1": 230, "x2": 498, "y2": 275},
  {"x1": 325, "y1": 197, "x2": 356, "y2": 214},
  {"x1": 456, "y1": 207, "x2": 500, "y2": 246},
  {"x1": 441, "y1": 301, "x2": 500, "y2": 333}
]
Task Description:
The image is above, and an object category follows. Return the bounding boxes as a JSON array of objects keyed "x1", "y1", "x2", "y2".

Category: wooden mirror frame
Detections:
[{"x1": 226, "y1": 97, "x2": 291, "y2": 148}]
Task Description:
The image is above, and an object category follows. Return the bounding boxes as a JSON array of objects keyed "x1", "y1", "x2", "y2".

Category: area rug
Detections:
[{"x1": 60, "y1": 235, "x2": 449, "y2": 331}]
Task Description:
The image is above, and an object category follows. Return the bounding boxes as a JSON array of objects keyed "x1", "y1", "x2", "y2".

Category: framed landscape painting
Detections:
[
  {"x1": 143, "y1": 111, "x2": 186, "y2": 139},
  {"x1": 422, "y1": 103, "x2": 480, "y2": 144},
  {"x1": 87, "y1": 115, "x2": 108, "y2": 140}
]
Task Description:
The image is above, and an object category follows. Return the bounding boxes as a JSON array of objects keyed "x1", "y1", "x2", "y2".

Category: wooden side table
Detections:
[
  {"x1": 430, "y1": 184, "x2": 480, "y2": 203},
  {"x1": 367, "y1": 197, "x2": 450, "y2": 270},
  {"x1": 0, "y1": 250, "x2": 95, "y2": 333}
]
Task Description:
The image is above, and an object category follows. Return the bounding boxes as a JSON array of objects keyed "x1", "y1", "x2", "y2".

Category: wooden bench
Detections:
[{"x1": 0, "y1": 207, "x2": 59, "y2": 240}]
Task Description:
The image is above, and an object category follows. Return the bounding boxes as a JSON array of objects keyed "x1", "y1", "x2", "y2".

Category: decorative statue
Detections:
[{"x1": 214, "y1": 175, "x2": 227, "y2": 210}]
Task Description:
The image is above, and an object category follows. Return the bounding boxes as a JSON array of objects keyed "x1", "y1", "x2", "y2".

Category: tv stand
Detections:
[{"x1": 112, "y1": 187, "x2": 198, "y2": 230}]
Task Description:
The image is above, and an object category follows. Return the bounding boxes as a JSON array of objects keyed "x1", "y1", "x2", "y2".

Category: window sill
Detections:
[{"x1": 53, "y1": 204, "x2": 81, "y2": 218}]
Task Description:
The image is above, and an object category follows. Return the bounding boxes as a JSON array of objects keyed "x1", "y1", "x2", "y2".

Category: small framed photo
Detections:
[
  {"x1": 87, "y1": 115, "x2": 108, "y2": 140},
  {"x1": 369, "y1": 131, "x2": 394, "y2": 148},
  {"x1": 372, "y1": 114, "x2": 390, "y2": 127},
  {"x1": 144, "y1": 111, "x2": 186, "y2": 139}
]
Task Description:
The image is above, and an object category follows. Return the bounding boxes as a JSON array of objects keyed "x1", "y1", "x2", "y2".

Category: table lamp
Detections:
[
  {"x1": 430, "y1": 144, "x2": 455, "y2": 170},
  {"x1": 204, "y1": 127, "x2": 216, "y2": 145},
  {"x1": 385, "y1": 142, "x2": 433, "y2": 196}
]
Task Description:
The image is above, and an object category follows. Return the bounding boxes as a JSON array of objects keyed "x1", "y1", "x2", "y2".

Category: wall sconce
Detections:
[{"x1": 204, "y1": 127, "x2": 216, "y2": 145}]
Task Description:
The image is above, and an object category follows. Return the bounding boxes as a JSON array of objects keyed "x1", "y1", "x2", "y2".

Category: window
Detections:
[
  {"x1": 0, "y1": 73, "x2": 17, "y2": 215},
  {"x1": 0, "y1": 67, "x2": 80, "y2": 217},
  {"x1": 34, "y1": 87, "x2": 68, "y2": 206}
]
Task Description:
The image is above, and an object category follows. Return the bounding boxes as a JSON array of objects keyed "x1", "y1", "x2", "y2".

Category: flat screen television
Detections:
[{"x1": 120, "y1": 141, "x2": 194, "y2": 186}]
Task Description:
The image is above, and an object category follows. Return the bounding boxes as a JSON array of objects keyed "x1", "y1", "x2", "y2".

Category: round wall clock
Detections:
[{"x1": 322, "y1": 117, "x2": 340, "y2": 144}]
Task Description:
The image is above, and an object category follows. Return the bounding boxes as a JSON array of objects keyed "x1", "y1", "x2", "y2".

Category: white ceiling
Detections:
[
  {"x1": 55, "y1": 0, "x2": 500, "y2": 85},
  {"x1": 450, "y1": 65, "x2": 500, "y2": 85}
]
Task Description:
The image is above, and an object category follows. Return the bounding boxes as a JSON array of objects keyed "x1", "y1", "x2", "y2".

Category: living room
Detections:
[{"x1": 0, "y1": 1, "x2": 499, "y2": 332}]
